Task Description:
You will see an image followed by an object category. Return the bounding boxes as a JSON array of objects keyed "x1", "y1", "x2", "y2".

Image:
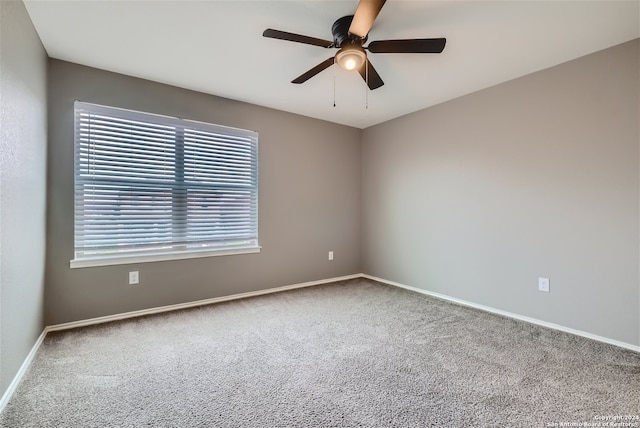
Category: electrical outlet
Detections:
[
  {"x1": 328, "y1": 251, "x2": 334, "y2": 261},
  {"x1": 129, "y1": 271, "x2": 139, "y2": 285},
  {"x1": 538, "y1": 277, "x2": 549, "y2": 293}
]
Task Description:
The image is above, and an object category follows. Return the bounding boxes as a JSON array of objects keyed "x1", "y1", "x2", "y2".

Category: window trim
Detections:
[
  {"x1": 70, "y1": 101, "x2": 260, "y2": 268},
  {"x1": 70, "y1": 245, "x2": 261, "y2": 269}
]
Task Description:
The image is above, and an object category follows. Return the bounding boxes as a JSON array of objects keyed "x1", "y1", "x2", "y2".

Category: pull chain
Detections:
[
  {"x1": 365, "y1": 59, "x2": 369, "y2": 110},
  {"x1": 333, "y1": 59, "x2": 336, "y2": 107}
]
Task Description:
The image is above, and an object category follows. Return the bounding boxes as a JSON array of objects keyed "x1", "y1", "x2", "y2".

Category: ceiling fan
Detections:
[{"x1": 262, "y1": 0, "x2": 446, "y2": 90}]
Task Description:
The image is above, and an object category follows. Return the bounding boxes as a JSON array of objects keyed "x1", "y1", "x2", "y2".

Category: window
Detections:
[{"x1": 71, "y1": 101, "x2": 259, "y2": 268}]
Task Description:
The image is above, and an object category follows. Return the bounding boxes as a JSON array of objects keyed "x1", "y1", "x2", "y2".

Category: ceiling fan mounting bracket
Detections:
[{"x1": 332, "y1": 15, "x2": 367, "y2": 48}]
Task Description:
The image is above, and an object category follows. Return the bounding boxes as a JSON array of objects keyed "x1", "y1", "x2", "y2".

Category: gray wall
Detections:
[
  {"x1": 362, "y1": 39, "x2": 640, "y2": 346},
  {"x1": 46, "y1": 60, "x2": 362, "y2": 325},
  {"x1": 0, "y1": 0, "x2": 48, "y2": 395}
]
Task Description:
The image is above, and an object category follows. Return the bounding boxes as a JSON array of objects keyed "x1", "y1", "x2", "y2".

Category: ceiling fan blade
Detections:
[
  {"x1": 263, "y1": 29, "x2": 334, "y2": 48},
  {"x1": 292, "y1": 57, "x2": 336, "y2": 84},
  {"x1": 368, "y1": 38, "x2": 446, "y2": 54},
  {"x1": 349, "y1": 0, "x2": 386, "y2": 38},
  {"x1": 358, "y1": 59, "x2": 384, "y2": 90}
]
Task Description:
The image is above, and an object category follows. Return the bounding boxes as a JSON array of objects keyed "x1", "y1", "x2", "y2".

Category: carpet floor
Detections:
[{"x1": 1, "y1": 278, "x2": 638, "y2": 427}]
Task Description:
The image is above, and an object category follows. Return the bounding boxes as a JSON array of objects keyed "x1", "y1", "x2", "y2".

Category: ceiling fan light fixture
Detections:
[{"x1": 336, "y1": 45, "x2": 366, "y2": 71}]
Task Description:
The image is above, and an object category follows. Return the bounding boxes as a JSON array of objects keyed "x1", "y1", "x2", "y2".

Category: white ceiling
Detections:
[{"x1": 24, "y1": 1, "x2": 640, "y2": 129}]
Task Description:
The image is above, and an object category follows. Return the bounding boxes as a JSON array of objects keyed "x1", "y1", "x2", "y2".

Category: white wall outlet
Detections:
[
  {"x1": 129, "y1": 271, "x2": 139, "y2": 285},
  {"x1": 538, "y1": 277, "x2": 550, "y2": 293},
  {"x1": 328, "y1": 251, "x2": 334, "y2": 261}
]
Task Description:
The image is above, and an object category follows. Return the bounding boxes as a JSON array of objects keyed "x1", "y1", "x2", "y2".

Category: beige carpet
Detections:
[{"x1": 1, "y1": 278, "x2": 638, "y2": 427}]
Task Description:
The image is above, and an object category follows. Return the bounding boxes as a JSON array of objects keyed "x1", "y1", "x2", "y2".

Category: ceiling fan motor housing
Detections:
[{"x1": 332, "y1": 15, "x2": 367, "y2": 47}]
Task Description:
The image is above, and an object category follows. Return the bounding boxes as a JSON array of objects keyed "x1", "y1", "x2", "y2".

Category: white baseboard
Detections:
[
  {"x1": 363, "y1": 274, "x2": 640, "y2": 353},
  {"x1": 47, "y1": 273, "x2": 361, "y2": 332},
  {"x1": 0, "y1": 329, "x2": 47, "y2": 414}
]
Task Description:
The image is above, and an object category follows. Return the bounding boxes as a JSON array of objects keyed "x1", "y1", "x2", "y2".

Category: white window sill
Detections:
[{"x1": 70, "y1": 246, "x2": 261, "y2": 269}]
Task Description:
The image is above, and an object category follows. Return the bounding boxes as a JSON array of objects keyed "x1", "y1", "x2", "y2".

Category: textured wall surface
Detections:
[
  {"x1": 362, "y1": 40, "x2": 640, "y2": 346},
  {"x1": 0, "y1": 0, "x2": 48, "y2": 395},
  {"x1": 45, "y1": 60, "x2": 362, "y2": 325}
]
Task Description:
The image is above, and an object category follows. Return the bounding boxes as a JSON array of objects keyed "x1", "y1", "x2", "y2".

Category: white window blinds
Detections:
[{"x1": 73, "y1": 101, "x2": 258, "y2": 265}]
